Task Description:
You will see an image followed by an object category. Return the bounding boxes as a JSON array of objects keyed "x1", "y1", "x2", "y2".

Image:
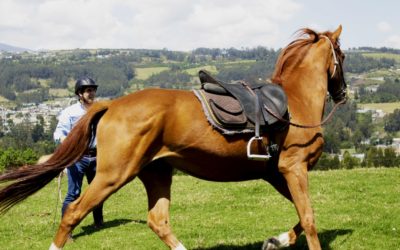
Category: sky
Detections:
[{"x1": 0, "y1": 0, "x2": 399, "y2": 51}]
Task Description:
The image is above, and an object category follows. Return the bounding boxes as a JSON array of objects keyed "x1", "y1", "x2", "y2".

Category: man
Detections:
[{"x1": 53, "y1": 77, "x2": 104, "y2": 239}]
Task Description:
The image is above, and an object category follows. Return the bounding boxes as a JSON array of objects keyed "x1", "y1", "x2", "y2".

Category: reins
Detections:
[
  {"x1": 264, "y1": 34, "x2": 346, "y2": 129},
  {"x1": 264, "y1": 98, "x2": 346, "y2": 129}
]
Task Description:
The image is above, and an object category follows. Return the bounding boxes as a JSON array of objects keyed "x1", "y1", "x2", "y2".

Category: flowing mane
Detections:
[{"x1": 272, "y1": 28, "x2": 320, "y2": 84}]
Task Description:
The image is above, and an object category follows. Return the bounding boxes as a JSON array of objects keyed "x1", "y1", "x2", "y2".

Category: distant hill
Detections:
[{"x1": 0, "y1": 42, "x2": 31, "y2": 52}]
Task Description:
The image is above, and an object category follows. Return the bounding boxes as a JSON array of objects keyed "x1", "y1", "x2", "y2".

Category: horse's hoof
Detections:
[
  {"x1": 261, "y1": 237, "x2": 280, "y2": 250},
  {"x1": 262, "y1": 231, "x2": 291, "y2": 250}
]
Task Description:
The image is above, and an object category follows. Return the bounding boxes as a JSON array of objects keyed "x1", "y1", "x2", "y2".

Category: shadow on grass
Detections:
[
  {"x1": 193, "y1": 229, "x2": 353, "y2": 250},
  {"x1": 73, "y1": 218, "x2": 146, "y2": 239}
]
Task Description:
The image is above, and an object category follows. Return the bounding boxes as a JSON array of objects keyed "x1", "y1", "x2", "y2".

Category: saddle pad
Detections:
[{"x1": 193, "y1": 89, "x2": 254, "y2": 134}]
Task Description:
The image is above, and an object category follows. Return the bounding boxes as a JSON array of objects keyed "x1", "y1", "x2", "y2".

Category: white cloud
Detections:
[
  {"x1": 377, "y1": 21, "x2": 392, "y2": 33},
  {"x1": 375, "y1": 22, "x2": 400, "y2": 48},
  {"x1": 0, "y1": 0, "x2": 301, "y2": 50},
  {"x1": 384, "y1": 35, "x2": 400, "y2": 49}
]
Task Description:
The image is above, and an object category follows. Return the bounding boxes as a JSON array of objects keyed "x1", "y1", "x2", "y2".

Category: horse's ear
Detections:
[{"x1": 331, "y1": 25, "x2": 342, "y2": 41}]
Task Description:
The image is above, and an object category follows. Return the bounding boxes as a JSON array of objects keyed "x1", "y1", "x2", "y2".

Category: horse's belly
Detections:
[{"x1": 165, "y1": 155, "x2": 269, "y2": 182}]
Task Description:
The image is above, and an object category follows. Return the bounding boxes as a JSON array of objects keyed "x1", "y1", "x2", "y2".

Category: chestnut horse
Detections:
[{"x1": 0, "y1": 26, "x2": 346, "y2": 250}]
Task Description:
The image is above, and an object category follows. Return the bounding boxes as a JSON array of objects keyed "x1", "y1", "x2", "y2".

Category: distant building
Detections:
[
  {"x1": 393, "y1": 138, "x2": 400, "y2": 155},
  {"x1": 0, "y1": 97, "x2": 74, "y2": 131}
]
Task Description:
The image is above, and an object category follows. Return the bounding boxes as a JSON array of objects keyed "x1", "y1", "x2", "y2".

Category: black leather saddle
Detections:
[
  {"x1": 195, "y1": 70, "x2": 289, "y2": 160},
  {"x1": 198, "y1": 70, "x2": 289, "y2": 132}
]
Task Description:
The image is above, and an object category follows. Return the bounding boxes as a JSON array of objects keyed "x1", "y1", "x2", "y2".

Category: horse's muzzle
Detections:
[{"x1": 332, "y1": 89, "x2": 347, "y2": 104}]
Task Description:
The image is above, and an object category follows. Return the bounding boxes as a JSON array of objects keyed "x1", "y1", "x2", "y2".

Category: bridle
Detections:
[
  {"x1": 264, "y1": 35, "x2": 347, "y2": 129},
  {"x1": 322, "y1": 35, "x2": 347, "y2": 103},
  {"x1": 321, "y1": 35, "x2": 339, "y2": 79}
]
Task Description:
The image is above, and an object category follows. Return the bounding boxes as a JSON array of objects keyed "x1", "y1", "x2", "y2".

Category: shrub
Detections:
[{"x1": 0, "y1": 148, "x2": 38, "y2": 173}]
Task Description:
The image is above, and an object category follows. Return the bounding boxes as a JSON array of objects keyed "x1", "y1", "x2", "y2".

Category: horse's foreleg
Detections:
[
  {"x1": 283, "y1": 168, "x2": 321, "y2": 250},
  {"x1": 139, "y1": 161, "x2": 186, "y2": 250},
  {"x1": 263, "y1": 171, "x2": 303, "y2": 249}
]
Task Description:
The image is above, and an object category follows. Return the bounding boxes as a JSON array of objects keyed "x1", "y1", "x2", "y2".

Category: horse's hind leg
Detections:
[
  {"x1": 263, "y1": 169, "x2": 303, "y2": 250},
  {"x1": 50, "y1": 169, "x2": 132, "y2": 250},
  {"x1": 139, "y1": 160, "x2": 186, "y2": 250}
]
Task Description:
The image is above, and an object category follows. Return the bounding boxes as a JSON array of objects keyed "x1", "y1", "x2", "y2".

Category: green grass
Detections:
[
  {"x1": 223, "y1": 59, "x2": 257, "y2": 65},
  {"x1": 358, "y1": 102, "x2": 400, "y2": 113},
  {"x1": 363, "y1": 68, "x2": 400, "y2": 79},
  {"x1": 49, "y1": 88, "x2": 71, "y2": 97},
  {"x1": 0, "y1": 168, "x2": 399, "y2": 249},
  {"x1": 184, "y1": 65, "x2": 218, "y2": 76},
  {"x1": 135, "y1": 67, "x2": 170, "y2": 80},
  {"x1": 0, "y1": 96, "x2": 9, "y2": 102},
  {"x1": 362, "y1": 52, "x2": 400, "y2": 63}
]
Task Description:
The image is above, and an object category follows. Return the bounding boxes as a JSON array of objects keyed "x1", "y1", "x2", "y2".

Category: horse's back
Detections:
[{"x1": 104, "y1": 88, "x2": 207, "y2": 134}]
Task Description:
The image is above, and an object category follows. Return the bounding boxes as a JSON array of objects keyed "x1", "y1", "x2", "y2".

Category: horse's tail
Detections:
[{"x1": 0, "y1": 101, "x2": 110, "y2": 214}]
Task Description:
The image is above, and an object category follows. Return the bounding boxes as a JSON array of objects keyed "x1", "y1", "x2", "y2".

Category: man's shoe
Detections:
[{"x1": 94, "y1": 221, "x2": 104, "y2": 229}]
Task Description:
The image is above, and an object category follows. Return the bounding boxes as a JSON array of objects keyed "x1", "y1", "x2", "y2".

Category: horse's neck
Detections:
[{"x1": 282, "y1": 69, "x2": 327, "y2": 123}]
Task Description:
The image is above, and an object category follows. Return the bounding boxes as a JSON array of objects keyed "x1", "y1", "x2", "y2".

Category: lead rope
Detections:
[
  {"x1": 58, "y1": 171, "x2": 64, "y2": 202},
  {"x1": 52, "y1": 171, "x2": 64, "y2": 230}
]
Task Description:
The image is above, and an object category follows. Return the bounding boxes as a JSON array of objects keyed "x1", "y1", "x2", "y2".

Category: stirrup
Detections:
[{"x1": 246, "y1": 136, "x2": 271, "y2": 161}]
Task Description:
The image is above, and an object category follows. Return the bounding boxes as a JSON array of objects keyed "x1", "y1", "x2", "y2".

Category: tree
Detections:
[
  {"x1": 384, "y1": 109, "x2": 400, "y2": 133},
  {"x1": 374, "y1": 148, "x2": 384, "y2": 167},
  {"x1": 314, "y1": 153, "x2": 340, "y2": 170},
  {"x1": 0, "y1": 117, "x2": 4, "y2": 137},
  {"x1": 382, "y1": 148, "x2": 398, "y2": 167},
  {"x1": 31, "y1": 116, "x2": 45, "y2": 142},
  {"x1": 46, "y1": 115, "x2": 58, "y2": 141},
  {"x1": 6, "y1": 120, "x2": 34, "y2": 149},
  {"x1": 341, "y1": 151, "x2": 359, "y2": 169},
  {"x1": 357, "y1": 113, "x2": 373, "y2": 139},
  {"x1": 365, "y1": 147, "x2": 376, "y2": 168},
  {"x1": 323, "y1": 129, "x2": 341, "y2": 154}
]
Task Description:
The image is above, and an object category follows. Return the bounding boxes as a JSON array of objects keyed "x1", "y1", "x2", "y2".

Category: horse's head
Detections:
[
  {"x1": 272, "y1": 25, "x2": 347, "y2": 104},
  {"x1": 323, "y1": 25, "x2": 347, "y2": 103}
]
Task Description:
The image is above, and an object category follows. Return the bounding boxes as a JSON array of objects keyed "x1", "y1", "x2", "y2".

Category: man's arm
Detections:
[{"x1": 53, "y1": 110, "x2": 71, "y2": 144}]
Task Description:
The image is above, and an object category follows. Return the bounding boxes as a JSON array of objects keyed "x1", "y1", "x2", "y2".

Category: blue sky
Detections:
[{"x1": 0, "y1": 0, "x2": 399, "y2": 51}]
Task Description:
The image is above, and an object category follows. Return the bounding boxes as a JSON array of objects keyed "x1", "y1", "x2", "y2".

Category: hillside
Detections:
[
  {"x1": 0, "y1": 47, "x2": 399, "y2": 164},
  {"x1": 0, "y1": 42, "x2": 31, "y2": 52},
  {"x1": 0, "y1": 47, "x2": 398, "y2": 99},
  {"x1": 0, "y1": 47, "x2": 278, "y2": 102}
]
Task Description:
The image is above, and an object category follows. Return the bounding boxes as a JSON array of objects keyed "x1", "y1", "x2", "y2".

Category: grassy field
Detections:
[
  {"x1": 358, "y1": 102, "x2": 400, "y2": 113},
  {"x1": 224, "y1": 59, "x2": 256, "y2": 64},
  {"x1": 0, "y1": 168, "x2": 399, "y2": 249},
  {"x1": 0, "y1": 96, "x2": 9, "y2": 102},
  {"x1": 184, "y1": 65, "x2": 218, "y2": 76},
  {"x1": 362, "y1": 52, "x2": 400, "y2": 63},
  {"x1": 49, "y1": 88, "x2": 71, "y2": 97},
  {"x1": 135, "y1": 67, "x2": 170, "y2": 80}
]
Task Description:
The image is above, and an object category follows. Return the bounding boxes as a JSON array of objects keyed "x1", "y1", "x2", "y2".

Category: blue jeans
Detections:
[{"x1": 62, "y1": 156, "x2": 103, "y2": 226}]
